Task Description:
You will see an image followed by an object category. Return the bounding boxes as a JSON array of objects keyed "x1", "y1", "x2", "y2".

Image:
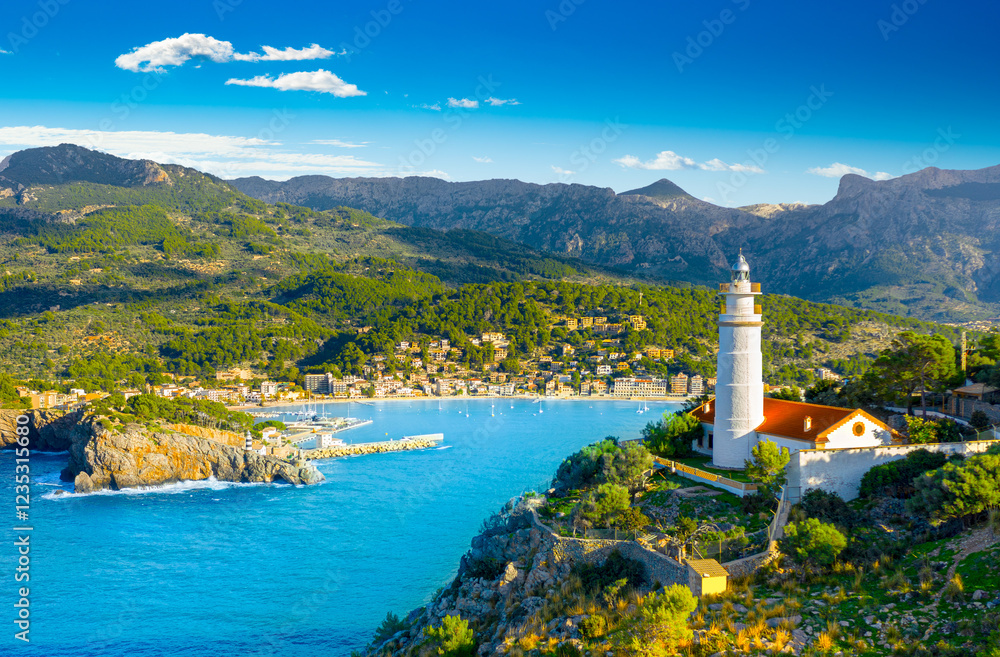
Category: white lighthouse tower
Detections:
[{"x1": 712, "y1": 251, "x2": 765, "y2": 469}]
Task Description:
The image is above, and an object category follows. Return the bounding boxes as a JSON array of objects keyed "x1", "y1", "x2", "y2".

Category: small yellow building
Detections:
[{"x1": 686, "y1": 558, "x2": 729, "y2": 596}]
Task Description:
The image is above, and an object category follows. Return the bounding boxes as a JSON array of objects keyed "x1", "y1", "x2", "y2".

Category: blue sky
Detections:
[{"x1": 1, "y1": 0, "x2": 998, "y2": 205}]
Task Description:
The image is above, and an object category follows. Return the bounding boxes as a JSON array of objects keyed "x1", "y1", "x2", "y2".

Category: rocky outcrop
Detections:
[
  {"x1": 165, "y1": 423, "x2": 245, "y2": 448},
  {"x1": 0, "y1": 408, "x2": 88, "y2": 451},
  {"x1": 1, "y1": 409, "x2": 323, "y2": 492},
  {"x1": 369, "y1": 497, "x2": 686, "y2": 656},
  {"x1": 0, "y1": 143, "x2": 172, "y2": 188},
  {"x1": 64, "y1": 420, "x2": 324, "y2": 493}
]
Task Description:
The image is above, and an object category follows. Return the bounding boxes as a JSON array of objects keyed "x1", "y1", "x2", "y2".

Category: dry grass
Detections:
[
  {"x1": 773, "y1": 627, "x2": 791, "y2": 651},
  {"x1": 825, "y1": 619, "x2": 842, "y2": 640},
  {"x1": 814, "y1": 631, "x2": 836, "y2": 653},
  {"x1": 942, "y1": 573, "x2": 964, "y2": 602}
]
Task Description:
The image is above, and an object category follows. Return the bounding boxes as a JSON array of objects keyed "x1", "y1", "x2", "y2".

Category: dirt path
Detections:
[{"x1": 943, "y1": 525, "x2": 999, "y2": 583}]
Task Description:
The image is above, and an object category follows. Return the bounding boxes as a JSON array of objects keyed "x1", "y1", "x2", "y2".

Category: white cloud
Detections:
[
  {"x1": 225, "y1": 70, "x2": 366, "y2": 97},
  {"x1": 614, "y1": 150, "x2": 763, "y2": 173},
  {"x1": 417, "y1": 103, "x2": 442, "y2": 111},
  {"x1": 115, "y1": 34, "x2": 339, "y2": 72},
  {"x1": 0, "y1": 49, "x2": 10, "y2": 55},
  {"x1": 485, "y1": 97, "x2": 520, "y2": 106},
  {"x1": 552, "y1": 166, "x2": 575, "y2": 178},
  {"x1": 310, "y1": 139, "x2": 369, "y2": 148},
  {"x1": 472, "y1": 156, "x2": 493, "y2": 163},
  {"x1": 116, "y1": 33, "x2": 236, "y2": 72},
  {"x1": 447, "y1": 97, "x2": 479, "y2": 109},
  {"x1": 253, "y1": 44, "x2": 339, "y2": 61},
  {"x1": 807, "y1": 162, "x2": 894, "y2": 180}
]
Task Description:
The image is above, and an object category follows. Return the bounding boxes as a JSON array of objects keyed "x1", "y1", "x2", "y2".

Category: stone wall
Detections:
[
  {"x1": 722, "y1": 543, "x2": 780, "y2": 579},
  {"x1": 946, "y1": 397, "x2": 1000, "y2": 422},
  {"x1": 530, "y1": 511, "x2": 687, "y2": 588},
  {"x1": 787, "y1": 439, "x2": 1000, "y2": 502}
]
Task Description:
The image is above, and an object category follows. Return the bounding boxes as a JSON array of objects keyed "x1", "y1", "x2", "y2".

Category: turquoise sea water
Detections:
[{"x1": 1, "y1": 399, "x2": 679, "y2": 656}]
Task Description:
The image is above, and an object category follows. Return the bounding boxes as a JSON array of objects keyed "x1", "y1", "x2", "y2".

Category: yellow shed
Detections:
[{"x1": 686, "y1": 558, "x2": 729, "y2": 596}]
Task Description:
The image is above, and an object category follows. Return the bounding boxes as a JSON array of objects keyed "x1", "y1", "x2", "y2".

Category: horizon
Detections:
[{"x1": 1, "y1": 0, "x2": 999, "y2": 206}]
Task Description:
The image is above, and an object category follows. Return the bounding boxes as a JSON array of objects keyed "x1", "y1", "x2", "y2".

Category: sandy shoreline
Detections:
[{"x1": 227, "y1": 394, "x2": 694, "y2": 412}]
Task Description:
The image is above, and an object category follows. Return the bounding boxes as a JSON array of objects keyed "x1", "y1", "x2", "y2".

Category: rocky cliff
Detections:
[
  {"x1": 0, "y1": 408, "x2": 87, "y2": 451},
  {"x1": 367, "y1": 497, "x2": 686, "y2": 656},
  {"x1": 66, "y1": 421, "x2": 324, "y2": 493},
  {"x1": 0, "y1": 410, "x2": 324, "y2": 493}
]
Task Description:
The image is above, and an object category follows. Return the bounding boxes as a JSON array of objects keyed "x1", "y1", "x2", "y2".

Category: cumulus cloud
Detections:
[
  {"x1": 0, "y1": 49, "x2": 11, "y2": 55},
  {"x1": 472, "y1": 156, "x2": 493, "y2": 163},
  {"x1": 807, "y1": 162, "x2": 893, "y2": 180},
  {"x1": 551, "y1": 165, "x2": 575, "y2": 177},
  {"x1": 417, "y1": 103, "x2": 442, "y2": 111},
  {"x1": 447, "y1": 97, "x2": 479, "y2": 109},
  {"x1": 116, "y1": 34, "x2": 236, "y2": 72},
  {"x1": 225, "y1": 70, "x2": 366, "y2": 96},
  {"x1": 115, "y1": 33, "x2": 339, "y2": 72},
  {"x1": 614, "y1": 150, "x2": 763, "y2": 173},
  {"x1": 310, "y1": 139, "x2": 369, "y2": 148},
  {"x1": 485, "y1": 97, "x2": 520, "y2": 106}
]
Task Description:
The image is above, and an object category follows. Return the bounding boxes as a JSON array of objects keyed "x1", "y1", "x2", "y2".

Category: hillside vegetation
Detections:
[{"x1": 0, "y1": 145, "x2": 965, "y2": 392}]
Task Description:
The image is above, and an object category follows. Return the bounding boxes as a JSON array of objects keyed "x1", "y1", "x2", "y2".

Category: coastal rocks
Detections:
[
  {"x1": 0, "y1": 408, "x2": 88, "y2": 451},
  {"x1": 63, "y1": 420, "x2": 324, "y2": 492}
]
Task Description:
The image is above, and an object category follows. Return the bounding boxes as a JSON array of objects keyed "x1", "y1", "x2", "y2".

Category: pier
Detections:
[{"x1": 304, "y1": 434, "x2": 444, "y2": 460}]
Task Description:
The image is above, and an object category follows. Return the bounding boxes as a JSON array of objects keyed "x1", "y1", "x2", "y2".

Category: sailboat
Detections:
[
  {"x1": 637, "y1": 403, "x2": 644, "y2": 414},
  {"x1": 491, "y1": 401, "x2": 495, "y2": 417}
]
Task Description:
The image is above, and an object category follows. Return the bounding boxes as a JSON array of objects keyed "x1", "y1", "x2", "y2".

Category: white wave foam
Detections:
[{"x1": 41, "y1": 476, "x2": 282, "y2": 500}]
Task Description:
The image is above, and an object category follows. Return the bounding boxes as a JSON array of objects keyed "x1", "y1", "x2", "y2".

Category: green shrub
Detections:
[
  {"x1": 578, "y1": 613, "x2": 608, "y2": 639},
  {"x1": 422, "y1": 614, "x2": 475, "y2": 657},
  {"x1": 372, "y1": 611, "x2": 406, "y2": 644},
  {"x1": 859, "y1": 449, "x2": 948, "y2": 499},
  {"x1": 613, "y1": 584, "x2": 698, "y2": 657},
  {"x1": 907, "y1": 453, "x2": 1000, "y2": 521},
  {"x1": 781, "y1": 518, "x2": 847, "y2": 567},
  {"x1": 798, "y1": 488, "x2": 858, "y2": 529}
]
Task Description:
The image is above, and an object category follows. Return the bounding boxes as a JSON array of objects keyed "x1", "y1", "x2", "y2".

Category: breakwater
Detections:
[{"x1": 303, "y1": 438, "x2": 440, "y2": 460}]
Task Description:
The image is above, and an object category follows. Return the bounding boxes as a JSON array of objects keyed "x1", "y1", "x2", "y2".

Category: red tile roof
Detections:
[{"x1": 689, "y1": 397, "x2": 890, "y2": 443}]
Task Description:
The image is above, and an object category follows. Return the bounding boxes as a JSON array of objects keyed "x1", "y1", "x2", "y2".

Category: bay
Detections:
[{"x1": 0, "y1": 398, "x2": 679, "y2": 657}]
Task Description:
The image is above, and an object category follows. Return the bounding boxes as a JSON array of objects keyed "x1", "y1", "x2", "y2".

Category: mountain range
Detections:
[
  {"x1": 1, "y1": 143, "x2": 998, "y2": 322},
  {"x1": 233, "y1": 165, "x2": 1000, "y2": 321}
]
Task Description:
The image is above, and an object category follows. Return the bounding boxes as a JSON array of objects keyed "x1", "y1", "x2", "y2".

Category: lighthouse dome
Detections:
[{"x1": 731, "y1": 251, "x2": 750, "y2": 282}]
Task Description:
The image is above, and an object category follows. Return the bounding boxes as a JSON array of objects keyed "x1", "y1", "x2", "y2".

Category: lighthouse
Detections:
[{"x1": 712, "y1": 251, "x2": 765, "y2": 468}]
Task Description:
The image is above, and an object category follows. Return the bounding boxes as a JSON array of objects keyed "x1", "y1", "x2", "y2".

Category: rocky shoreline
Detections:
[{"x1": 1, "y1": 409, "x2": 324, "y2": 493}]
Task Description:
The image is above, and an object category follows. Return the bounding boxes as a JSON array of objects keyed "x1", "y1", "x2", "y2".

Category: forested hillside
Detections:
[{"x1": 0, "y1": 144, "x2": 965, "y2": 394}]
